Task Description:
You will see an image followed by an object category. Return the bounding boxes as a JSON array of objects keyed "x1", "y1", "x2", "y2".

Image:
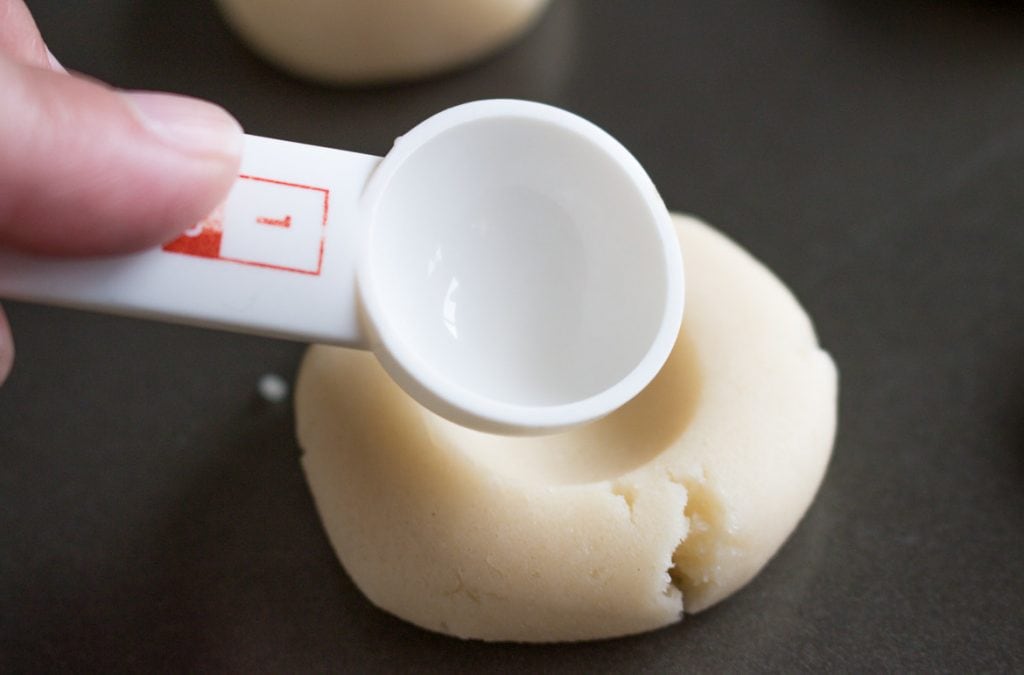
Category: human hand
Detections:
[{"x1": 0, "y1": 0, "x2": 243, "y2": 386}]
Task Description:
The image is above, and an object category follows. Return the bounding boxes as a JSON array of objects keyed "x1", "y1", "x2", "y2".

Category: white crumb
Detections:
[{"x1": 257, "y1": 373, "x2": 289, "y2": 403}]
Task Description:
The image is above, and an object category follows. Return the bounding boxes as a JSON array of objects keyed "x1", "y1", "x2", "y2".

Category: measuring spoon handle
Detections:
[{"x1": 0, "y1": 135, "x2": 381, "y2": 347}]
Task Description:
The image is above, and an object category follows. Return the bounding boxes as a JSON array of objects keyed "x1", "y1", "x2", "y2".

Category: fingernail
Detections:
[
  {"x1": 46, "y1": 48, "x2": 66, "y2": 73},
  {"x1": 121, "y1": 91, "x2": 243, "y2": 158}
]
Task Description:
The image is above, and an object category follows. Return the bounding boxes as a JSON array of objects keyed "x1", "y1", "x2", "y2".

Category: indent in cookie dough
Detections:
[
  {"x1": 215, "y1": 0, "x2": 551, "y2": 84},
  {"x1": 295, "y1": 213, "x2": 838, "y2": 642}
]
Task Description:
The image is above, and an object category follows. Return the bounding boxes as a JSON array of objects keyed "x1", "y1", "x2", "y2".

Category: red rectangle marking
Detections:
[{"x1": 162, "y1": 174, "x2": 330, "y2": 275}]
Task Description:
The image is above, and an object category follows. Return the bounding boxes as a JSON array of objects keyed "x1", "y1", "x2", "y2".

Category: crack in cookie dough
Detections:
[{"x1": 668, "y1": 469, "x2": 740, "y2": 603}]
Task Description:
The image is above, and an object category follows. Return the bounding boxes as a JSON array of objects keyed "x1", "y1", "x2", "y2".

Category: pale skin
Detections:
[{"x1": 0, "y1": 0, "x2": 244, "y2": 385}]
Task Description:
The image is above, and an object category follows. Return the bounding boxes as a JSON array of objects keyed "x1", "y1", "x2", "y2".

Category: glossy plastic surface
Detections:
[{"x1": 360, "y1": 101, "x2": 682, "y2": 433}]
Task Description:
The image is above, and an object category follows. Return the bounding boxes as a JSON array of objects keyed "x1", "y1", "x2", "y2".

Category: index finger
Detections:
[
  {"x1": 0, "y1": 305, "x2": 12, "y2": 386},
  {"x1": 0, "y1": 0, "x2": 59, "y2": 70}
]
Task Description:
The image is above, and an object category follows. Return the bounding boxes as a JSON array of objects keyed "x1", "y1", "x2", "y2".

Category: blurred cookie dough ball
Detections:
[
  {"x1": 295, "y1": 213, "x2": 838, "y2": 642},
  {"x1": 215, "y1": 0, "x2": 551, "y2": 84}
]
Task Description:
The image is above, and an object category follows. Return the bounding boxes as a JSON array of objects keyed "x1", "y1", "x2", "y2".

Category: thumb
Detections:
[{"x1": 0, "y1": 55, "x2": 243, "y2": 255}]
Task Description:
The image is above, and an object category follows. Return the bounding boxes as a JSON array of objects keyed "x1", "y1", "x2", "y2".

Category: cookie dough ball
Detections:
[
  {"x1": 295, "y1": 214, "x2": 837, "y2": 642},
  {"x1": 215, "y1": 0, "x2": 551, "y2": 84}
]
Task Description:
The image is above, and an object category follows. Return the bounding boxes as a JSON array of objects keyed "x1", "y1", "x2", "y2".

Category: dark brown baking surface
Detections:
[{"x1": 3, "y1": 1, "x2": 1023, "y2": 671}]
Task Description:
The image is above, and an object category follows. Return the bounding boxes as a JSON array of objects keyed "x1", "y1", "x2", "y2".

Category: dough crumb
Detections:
[{"x1": 257, "y1": 373, "x2": 289, "y2": 403}]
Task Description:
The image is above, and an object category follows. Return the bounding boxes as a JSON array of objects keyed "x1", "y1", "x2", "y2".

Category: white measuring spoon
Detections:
[{"x1": 0, "y1": 99, "x2": 683, "y2": 435}]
